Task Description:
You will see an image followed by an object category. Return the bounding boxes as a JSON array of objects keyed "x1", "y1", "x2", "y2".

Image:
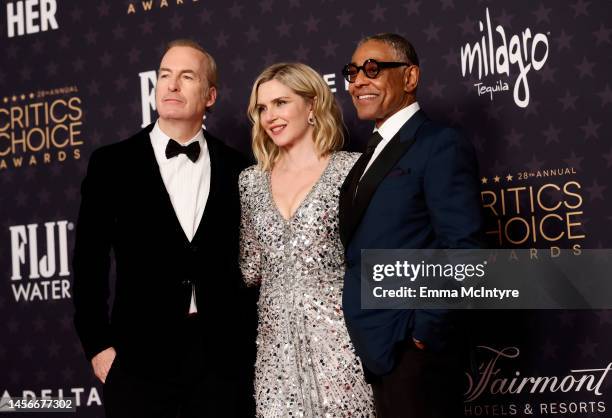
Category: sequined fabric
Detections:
[{"x1": 239, "y1": 151, "x2": 375, "y2": 418}]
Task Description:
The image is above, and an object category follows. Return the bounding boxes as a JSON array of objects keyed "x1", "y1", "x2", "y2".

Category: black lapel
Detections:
[
  {"x1": 139, "y1": 124, "x2": 193, "y2": 245},
  {"x1": 191, "y1": 130, "x2": 222, "y2": 244},
  {"x1": 343, "y1": 110, "x2": 428, "y2": 245}
]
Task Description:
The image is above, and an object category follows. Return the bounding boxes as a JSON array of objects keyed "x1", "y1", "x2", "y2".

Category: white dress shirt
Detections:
[
  {"x1": 150, "y1": 120, "x2": 211, "y2": 313},
  {"x1": 362, "y1": 101, "x2": 421, "y2": 177}
]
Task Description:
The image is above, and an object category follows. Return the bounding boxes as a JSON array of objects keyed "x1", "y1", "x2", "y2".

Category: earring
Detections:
[{"x1": 307, "y1": 112, "x2": 315, "y2": 125}]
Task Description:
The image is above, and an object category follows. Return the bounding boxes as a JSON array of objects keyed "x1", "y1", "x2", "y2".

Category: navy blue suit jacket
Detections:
[{"x1": 339, "y1": 109, "x2": 483, "y2": 376}]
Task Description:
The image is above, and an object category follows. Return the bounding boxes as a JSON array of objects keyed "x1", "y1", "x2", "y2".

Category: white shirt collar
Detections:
[
  {"x1": 150, "y1": 119, "x2": 205, "y2": 164},
  {"x1": 374, "y1": 102, "x2": 421, "y2": 141}
]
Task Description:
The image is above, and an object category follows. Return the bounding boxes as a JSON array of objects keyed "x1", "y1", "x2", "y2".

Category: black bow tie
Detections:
[{"x1": 165, "y1": 139, "x2": 201, "y2": 162}]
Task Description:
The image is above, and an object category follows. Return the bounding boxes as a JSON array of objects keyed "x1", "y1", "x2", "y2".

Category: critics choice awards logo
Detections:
[
  {"x1": 0, "y1": 87, "x2": 84, "y2": 171},
  {"x1": 460, "y1": 8, "x2": 549, "y2": 108}
]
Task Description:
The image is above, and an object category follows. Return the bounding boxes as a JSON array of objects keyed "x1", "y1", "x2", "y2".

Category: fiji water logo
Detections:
[{"x1": 460, "y1": 8, "x2": 549, "y2": 108}]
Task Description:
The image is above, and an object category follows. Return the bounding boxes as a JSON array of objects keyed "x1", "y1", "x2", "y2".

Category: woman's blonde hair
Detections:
[{"x1": 247, "y1": 63, "x2": 345, "y2": 171}]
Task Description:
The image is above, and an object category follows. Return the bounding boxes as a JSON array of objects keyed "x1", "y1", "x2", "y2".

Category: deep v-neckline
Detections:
[{"x1": 267, "y1": 153, "x2": 335, "y2": 223}]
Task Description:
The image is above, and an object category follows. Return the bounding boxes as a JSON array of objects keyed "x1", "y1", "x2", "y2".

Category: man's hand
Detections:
[
  {"x1": 413, "y1": 337, "x2": 426, "y2": 350},
  {"x1": 91, "y1": 347, "x2": 116, "y2": 383}
]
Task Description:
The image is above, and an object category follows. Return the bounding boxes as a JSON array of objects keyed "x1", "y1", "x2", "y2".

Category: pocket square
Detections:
[{"x1": 386, "y1": 167, "x2": 411, "y2": 178}]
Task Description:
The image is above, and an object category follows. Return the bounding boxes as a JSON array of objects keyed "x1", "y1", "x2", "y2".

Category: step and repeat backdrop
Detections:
[{"x1": 1, "y1": 0, "x2": 611, "y2": 416}]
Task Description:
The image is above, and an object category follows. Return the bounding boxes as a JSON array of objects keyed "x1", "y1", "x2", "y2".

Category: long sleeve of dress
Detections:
[{"x1": 239, "y1": 167, "x2": 262, "y2": 286}]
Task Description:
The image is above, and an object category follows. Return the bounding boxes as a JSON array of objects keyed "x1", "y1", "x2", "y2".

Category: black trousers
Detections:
[
  {"x1": 103, "y1": 317, "x2": 254, "y2": 418},
  {"x1": 371, "y1": 341, "x2": 464, "y2": 418}
]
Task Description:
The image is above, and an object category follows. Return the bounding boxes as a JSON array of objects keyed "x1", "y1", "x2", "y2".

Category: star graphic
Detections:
[
  {"x1": 199, "y1": 9, "x2": 213, "y2": 24},
  {"x1": 7, "y1": 44, "x2": 19, "y2": 59},
  {"x1": 471, "y1": 134, "x2": 484, "y2": 152},
  {"x1": 428, "y1": 80, "x2": 446, "y2": 99},
  {"x1": 558, "y1": 90, "x2": 578, "y2": 111},
  {"x1": 277, "y1": 20, "x2": 292, "y2": 37},
  {"x1": 114, "y1": 74, "x2": 128, "y2": 91},
  {"x1": 597, "y1": 84, "x2": 612, "y2": 106},
  {"x1": 533, "y1": 4, "x2": 552, "y2": 23},
  {"x1": 596, "y1": 310, "x2": 612, "y2": 325},
  {"x1": 100, "y1": 51, "x2": 113, "y2": 67},
  {"x1": 294, "y1": 45, "x2": 309, "y2": 61},
  {"x1": 496, "y1": 9, "x2": 514, "y2": 28},
  {"x1": 558, "y1": 310, "x2": 576, "y2": 327},
  {"x1": 403, "y1": 0, "x2": 421, "y2": 16},
  {"x1": 524, "y1": 100, "x2": 540, "y2": 117},
  {"x1": 46, "y1": 62, "x2": 58, "y2": 76},
  {"x1": 593, "y1": 24, "x2": 612, "y2": 45},
  {"x1": 603, "y1": 148, "x2": 612, "y2": 167},
  {"x1": 423, "y1": 22, "x2": 441, "y2": 41},
  {"x1": 32, "y1": 39, "x2": 44, "y2": 54},
  {"x1": 112, "y1": 24, "x2": 126, "y2": 40},
  {"x1": 525, "y1": 154, "x2": 545, "y2": 172},
  {"x1": 97, "y1": 2, "x2": 110, "y2": 16},
  {"x1": 457, "y1": 16, "x2": 475, "y2": 35},
  {"x1": 262, "y1": 50, "x2": 278, "y2": 66},
  {"x1": 128, "y1": 48, "x2": 141, "y2": 64},
  {"x1": 538, "y1": 65, "x2": 556, "y2": 83},
  {"x1": 485, "y1": 103, "x2": 503, "y2": 121},
  {"x1": 575, "y1": 56, "x2": 595, "y2": 78},
  {"x1": 336, "y1": 10, "x2": 353, "y2": 27},
  {"x1": 505, "y1": 129, "x2": 523, "y2": 148},
  {"x1": 85, "y1": 28, "x2": 98, "y2": 45},
  {"x1": 442, "y1": 48, "x2": 458, "y2": 67},
  {"x1": 140, "y1": 19, "x2": 154, "y2": 35},
  {"x1": 322, "y1": 40, "x2": 339, "y2": 57},
  {"x1": 245, "y1": 26, "x2": 260, "y2": 43},
  {"x1": 586, "y1": 179, "x2": 606, "y2": 201},
  {"x1": 228, "y1": 2, "x2": 243, "y2": 18},
  {"x1": 88, "y1": 80, "x2": 100, "y2": 96},
  {"x1": 38, "y1": 190, "x2": 51, "y2": 205},
  {"x1": 371, "y1": 3, "x2": 386, "y2": 22},
  {"x1": 70, "y1": 6, "x2": 83, "y2": 21},
  {"x1": 33, "y1": 316, "x2": 46, "y2": 331},
  {"x1": 304, "y1": 15, "x2": 320, "y2": 32},
  {"x1": 493, "y1": 175, "x2": 500, "y2": 183},
  {"x1": 570, "y1": 0, "x2": 590, "y2": 17},
  {"x1": 563, "y1": 151, "x2": 584, "y2": 171},
  {"x1": 21, "y1": 344, "x2": 34, "y2": 359},
  {"x1": 170, "y1": 13, "x2": 183, "y2": 30},
  {"x1": 59, "y1": 34, "x2": 70, "y2": 49},
  {"x1": 260, "y1": 0, "x2": 273, "y2": 13},
  {"x1": 580, "y1": 117, "x2": 600, "y2": 139},
  {"x1": 440, "y1": 0, "x2": 454, "y2": 10},
  {"x1": 216, "y1": 32, "x2": 229, "y2": 48},
  {"x1": 232, "y1": 56, "x2": 245, "y2": 73},
  {"x1": 506, "y1": 174, "x2": 513, "y2": 181},
  {"x1": 481, "y1": 177, "x2": 488, "y2": 184},
  {"x1": 554, "y1": 30, "x2": 573, "y2": 51}
]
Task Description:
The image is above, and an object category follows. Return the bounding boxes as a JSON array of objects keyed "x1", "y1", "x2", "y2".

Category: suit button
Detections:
[{"x1": 190, "y1": 245, "x2": 198, "y2": 252}]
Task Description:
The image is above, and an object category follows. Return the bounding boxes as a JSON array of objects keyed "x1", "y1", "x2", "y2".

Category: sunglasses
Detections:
[{"x1": 342, "y1": 59, "x2": 411, "y2": 83}]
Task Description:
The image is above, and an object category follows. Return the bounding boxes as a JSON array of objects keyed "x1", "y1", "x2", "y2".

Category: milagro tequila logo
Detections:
[
  {"x1": 9, "y1": 220, "x2": 72, "y2": 301},
  {"x1": 460, "y1": 8, "x2": 549, "y2": 108}
]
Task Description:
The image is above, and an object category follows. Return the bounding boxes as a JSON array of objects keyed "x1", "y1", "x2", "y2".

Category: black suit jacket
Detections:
[
  {"x1": 72, "y1": 124, "x2": 257, "y2": 378},
  {"x1": 339, "y1": 110, "x2": 483, "y2": 376}
]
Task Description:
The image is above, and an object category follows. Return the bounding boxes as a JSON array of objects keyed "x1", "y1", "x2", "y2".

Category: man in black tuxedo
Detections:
[
  {"x1": 73, "y1": 39, "x2": 256, "y2": 417},
  {"x1": 339, "y1": 33, "x2": 483, "y2": 417}
]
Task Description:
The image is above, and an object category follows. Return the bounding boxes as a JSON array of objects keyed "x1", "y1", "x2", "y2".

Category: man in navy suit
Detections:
[
  {"x1": 339, "y1": 33, "x2": 483, "y2": 417},
  {"x1": 73, "y1": 39, "x2": 256, "y2": 417}
]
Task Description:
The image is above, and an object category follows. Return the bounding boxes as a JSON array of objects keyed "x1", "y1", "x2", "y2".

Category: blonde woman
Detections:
[{"x1": 239, "y1": 63, "x2": 374, "y2": 417}]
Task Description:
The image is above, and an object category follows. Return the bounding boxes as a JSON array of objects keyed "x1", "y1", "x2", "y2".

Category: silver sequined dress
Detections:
[{"x1": 239, "y1": 151, "x2": 375, "y2": 418}]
